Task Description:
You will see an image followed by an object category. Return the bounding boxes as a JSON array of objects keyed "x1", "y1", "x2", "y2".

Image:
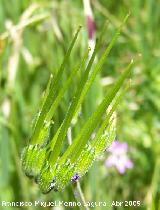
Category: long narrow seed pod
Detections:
[
  {"x1": 47, "y1": 24, "x2": 106, "y2": 166},
  {"x1": 51, "y1": 81, "x2": 131, "y2": 191},
  {"x1": 37, "y1": 60, "x2": 132, "y2": 194},
  {"x1": 21, "y1": 48, "x2": 90, "y2": 178},
  {"x1": 59, "y1": 14, "x2": 130, "y2": 164},
  {"x1": 60, "y1": 59, "x2": 133, "y2": 164},
  {"x1": 31, "y1": 26, "x2": 82, "y2": 144}
]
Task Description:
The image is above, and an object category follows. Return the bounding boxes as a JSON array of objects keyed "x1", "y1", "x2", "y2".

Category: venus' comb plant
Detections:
[{"x1": 21, "y1": 14, "x2": 133, "y2": 194}]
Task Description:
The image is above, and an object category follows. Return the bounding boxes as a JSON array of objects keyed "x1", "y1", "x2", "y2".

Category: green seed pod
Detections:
[
  {"x1": 95, "y1": 124, "x2": 116, "y2": 155},
  {"x1": 74, "y1": 144, "x2": 96, "y2": 176},
  {"x1": 21, "y1": 145, "x2": 46, "y2": 178},
  {"x1": 37, "y1": 162, "x2": 56, "y2": 194},
  {"x1": 21, "y1": 145, "x2": 38, "y2": 177},
  {"x1": 32, "y1": 148, "x2": 46, "y2": 178},
  {"x1": 21, "y1": 17, "x2": 132, "y2": 194},
  {"x1": 55, "y1": 144, "x2": 96, "y2": 191},
  {"x1": 35, "y1": 120, "x2": 52, "y2": 146},
  {"x1": 55, "y1": 159, "x2": 75, "y2": 191}
]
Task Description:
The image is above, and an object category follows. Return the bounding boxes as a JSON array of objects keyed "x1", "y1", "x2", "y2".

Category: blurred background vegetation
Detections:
[{"x1": 0, "y1": 0, "x2": 159, "y2": 210}]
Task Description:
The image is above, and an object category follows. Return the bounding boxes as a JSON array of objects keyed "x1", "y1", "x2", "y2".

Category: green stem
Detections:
[{"x1": 72, "y1": 182, "x2": 90, "y2": 210}]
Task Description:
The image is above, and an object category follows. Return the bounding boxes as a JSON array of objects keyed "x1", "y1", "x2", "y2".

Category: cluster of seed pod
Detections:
[
  {"x1": 21, "y1": 120, "x2": 116, "y2": 193},
  {"x1": 21, "y1": 15, "x2": 132, "y2": 194},
  {"x1": 21, "y1": 59, "x2": 132, "y2": 193}
]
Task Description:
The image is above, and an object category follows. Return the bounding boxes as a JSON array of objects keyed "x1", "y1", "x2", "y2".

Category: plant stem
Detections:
[{"x1": 72, "y1": 182, "x2": 90, "y2": 210}]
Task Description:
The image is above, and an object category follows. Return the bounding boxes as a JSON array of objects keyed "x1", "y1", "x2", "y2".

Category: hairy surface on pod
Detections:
[
  {"x1": 21, "y1": 144, "x2": 46, "y2": 178},
  {"x1": 74, "y1": 144, "x2": 96, "y2": 176},
  {"x1": 95, "y1": 125, "x2": 116, "y2": 155},
  {"x1": 21, "y1": 145, "x2": 38, "y2": 177},
  {"x1": 54, "y1": 159, "x2": 75, "y2": 191},
  {"x1": 37, "y1": 162, "x2": 56, "y2": 194}
]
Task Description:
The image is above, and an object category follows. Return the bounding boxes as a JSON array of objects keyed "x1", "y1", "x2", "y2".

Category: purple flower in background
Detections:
[
  {"x1": 105, "y1": 141, "x2": 133, "y2": 174},
  {"x1": 71, "y1": 173, "x2": 80, "y2": 183}
]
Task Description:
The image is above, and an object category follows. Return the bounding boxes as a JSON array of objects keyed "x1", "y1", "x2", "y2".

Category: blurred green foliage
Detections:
[{"x1": 0, "y1": 0, "x2": 160, "y2": 210}]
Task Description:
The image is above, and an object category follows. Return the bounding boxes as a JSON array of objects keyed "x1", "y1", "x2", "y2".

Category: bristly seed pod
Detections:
[
  {"x1": 21, "y1": 120, "x2": 52, "y2": 178},
  {"x1": 21, "y1": 145, "x2": 38, "y2": 177},
  {"x1": 74, "y1": 144, "x2": 96, "y2": 176},
  {"x1": 95, "y1": 123, "x2": 116, "y2": 155},
  {"x1": 21, "y1": 144, "x2": 46, "y2": 178},
  {"x1": 54, "y1": 159, "x2": 75, "y2": 191},
  {"x1": 37, "y1": 161, "x2": 56, "y2": 194}
]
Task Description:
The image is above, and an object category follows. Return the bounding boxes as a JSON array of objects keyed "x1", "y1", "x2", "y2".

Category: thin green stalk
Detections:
[
  {"x1": 45, "y1": 49, "x2": 90, "y2": 152},
  {"x1": 72, "y1": 182, "x2": 90, "y2": 210},
  {"x1": 72, "y1": 15, "x2": 126, "y2": 119},
  {"x1": 32, "y1": 74, "x2": 53, "y2": 130}
]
